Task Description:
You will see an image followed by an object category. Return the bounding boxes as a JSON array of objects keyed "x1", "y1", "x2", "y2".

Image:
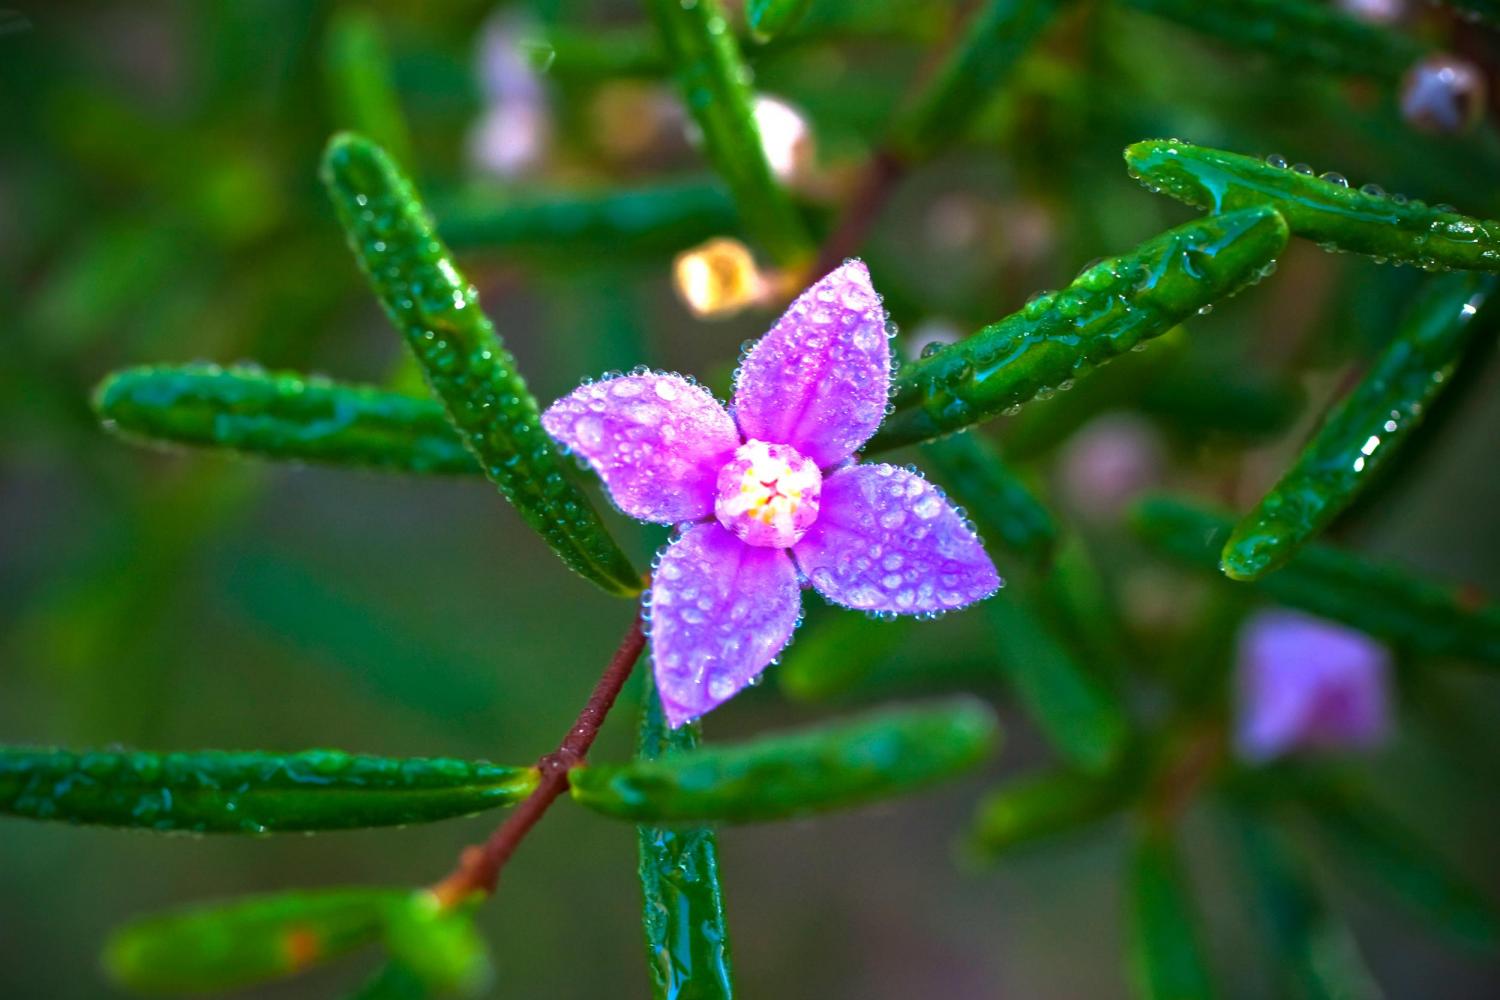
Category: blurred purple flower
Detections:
[
  {"x1": 1058, "y1": 412, "x2": 1165, "y2": 521},
  {"x1": 468, "y1": 12, "x2": 550, "y2": 178},
  {"x1": 543, "y1": 262, "x2": 1000, "y2": 725},
  {"x1": 1234, "y1": 609, "x2": 1393, "y2": 763}
]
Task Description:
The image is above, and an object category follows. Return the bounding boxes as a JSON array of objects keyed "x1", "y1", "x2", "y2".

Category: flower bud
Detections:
[
  {"x1": 1401, "y1": 54, "x2": 1487, "y2": 135},
  {"x1": 1234, "y1": 609, "x2": 1393, "y2": 763},
  {"x1": 673, "y1": 237, "x2": 767, "y2": 318}
]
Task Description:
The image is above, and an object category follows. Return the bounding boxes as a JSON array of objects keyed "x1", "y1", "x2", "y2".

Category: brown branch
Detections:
[
  {"x1": 431, "y1": 607, "x2": 647, "y2": 908},
  {"x1": 810, "y1": 149, "x2": 908, "y2": 280}
]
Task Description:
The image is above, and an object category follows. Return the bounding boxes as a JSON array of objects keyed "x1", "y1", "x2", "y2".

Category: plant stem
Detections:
[
  {"x1": 432, "y1": 608, "x2": 647, "y2": 907},
  {"x1": 810, "y1": 149, "x2": 906, "y2": 279}
]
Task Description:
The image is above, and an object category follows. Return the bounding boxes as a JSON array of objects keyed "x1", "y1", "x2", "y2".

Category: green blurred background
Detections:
[{"x1": 4, "y1": 1, "x2": 1500, "y2": 996}]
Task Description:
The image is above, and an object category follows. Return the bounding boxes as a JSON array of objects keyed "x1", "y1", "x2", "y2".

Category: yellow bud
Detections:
[{"x1": 672, "y1": 237, "x2": 766, "y2": 318}]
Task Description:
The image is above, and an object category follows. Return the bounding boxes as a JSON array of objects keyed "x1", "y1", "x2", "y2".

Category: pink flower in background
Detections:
[
  {"x1": 1235, "y1": 608, "x2": 1393, "y2": 763},
  {"x1": 543, "y1": 262, "x2": 1000, "y2": 726},
  {"x1": 1058, "y1": 412, "x2": 1165, "y2": 521}
]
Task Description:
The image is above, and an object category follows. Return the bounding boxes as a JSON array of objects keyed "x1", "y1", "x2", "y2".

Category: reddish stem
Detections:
[{"x1": 432, "y1": 608, "x2": 647, "y2": 907}]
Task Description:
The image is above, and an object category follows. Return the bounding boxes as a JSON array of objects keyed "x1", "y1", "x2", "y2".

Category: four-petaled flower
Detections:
[{"x1": 543, "y1": 261, "x2": 1001, "y2": 726}]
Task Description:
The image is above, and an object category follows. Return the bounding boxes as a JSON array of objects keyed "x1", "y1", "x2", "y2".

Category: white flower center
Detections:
[{"x1": 713, "y1": 439, "x2": 822, "y2": 548}]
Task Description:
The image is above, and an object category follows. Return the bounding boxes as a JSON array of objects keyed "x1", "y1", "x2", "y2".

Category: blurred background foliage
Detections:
[{"x1": 4, "y1": 0, "x2": 1500, "y2": 996}]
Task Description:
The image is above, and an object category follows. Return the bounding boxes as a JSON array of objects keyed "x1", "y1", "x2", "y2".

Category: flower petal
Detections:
[
  {"x1": 542, "y1": 373, "x2": 739, "y2": 523},
  {"x1": 648, "y1": 522, "x2": 802, "y2": 727},
  {"x1": 793, "y1": 464, "x2": 1000, "y2": 615},
  {"x1": 733, "y1": 260, "x2": 890, "y2": 468}
]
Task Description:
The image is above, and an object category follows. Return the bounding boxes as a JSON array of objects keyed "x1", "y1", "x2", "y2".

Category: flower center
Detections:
[{"x1": 714, "y1": 439, "x2": 821, "y2": 548}]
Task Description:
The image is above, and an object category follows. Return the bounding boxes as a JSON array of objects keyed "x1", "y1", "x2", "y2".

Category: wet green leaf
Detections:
[
  {"x1": 1127, "y1": 830, "x2": 1215, "y2": 1000},
  {"x1": 745, "y1": 0, "x2": 814, "y2": 42},
  {"x1": 646, "y1": 0, "x2": 813, "y2": 267},
  {"x1": 437, "y1": 179, "x2": 739, "y2": 261},
  {"x1": 984, "y1": 594, "x2": 1128, "y2": 773},
  {"x1": 1122, "y1": 0, "x2": 1422, "y2": 79},
  {"x1": 1131, "y1": 496, "x2": 1500, "y2": 666},
  {"x1": 921, "y1": 431, "x2": 1058, "y2": 567},
  {"x1": 324, "y1": 9, "x2": 411, "y2": 169},
  {"x1": 571, "y1": 697, "x2": 1000, "y2": 823},
  {"x1": 635, "y1": 673, "x2": 736, "y2": 999},
  {"x1": 1298, "y1": 778, "x2": 1500, "y2": 948},
  {"x1": 0, "y1": 747, "x2": 536, "y2": 833},
  {"x1": 1229, "y1": 806, "x2": 1381, "y2": 1000},
  {"x1": 871, "y1": 207, "x2": 1288, "y2": 450},
  {"x1": 1224, "y1": 272, "x2": 1500, "y2": 579},
  {"x1": 104, "y1": 888, "x2": 404, "y2": 995},
  {"x1": 967, "y1": 767, "x2": 1128, "y2": 858},
  {"x1": 1126, "y1": 141, "x2": 1500, "y2": 272},
  {"x1": 895, "y1": 0, "x2": 1064, "y2": 159},
  {"x1": 94, "y1": 364, "x2": 478, "y2": 475},
  {"x1": 320, "y1": 133, "x2": 641, "y2": 597}
]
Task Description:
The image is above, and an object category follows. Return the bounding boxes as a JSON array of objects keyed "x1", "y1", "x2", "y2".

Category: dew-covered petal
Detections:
[
  {"x1": 649, "y1": 522, "x2": 802, "y2": 727},
  {"x1": 793, "y1": 464, "x2": 1000, "y2": 615},
  {"x1": 733, "y1": 260, "x2": 890, "y2": 468},
  {"x1": 542, "y1": 373, "x2": 739, "y2": 523}
]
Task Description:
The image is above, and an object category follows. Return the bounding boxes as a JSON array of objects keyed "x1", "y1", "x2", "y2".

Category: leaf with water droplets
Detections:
[
  {"x1": 983, "y1": 593, "x2": 1128, "y2": 773},
  {"x1": 0, "y1": 747, "x2": 537, "y2": 833},
  {"x1": 871, "y1": 207, "x2": 1288, "y2": 450},
  {"x1": 1122, "y1": 0, "x2": 1423, "y2": 79},
  {"x1": 1127, "y1": 830, "x2": 1215, "y2": 1000},
  {"x1": 571, "y1": 697, "x2": 1000, "y2": 823},
  {"x1": 1223, "y1": 272, "x2": 1500, "y2": 580},
  {"x1": 635, "y1": 672, "x2": 736, "y2": 1000},
  {"x1": 1131, "y1": 496, "x2": 1500, "y2": 666},
  {"x1": 437, "y1": 178, "x2": 740, "y2": 262},
  {"x1": 646, "y1": 0, "x2": 812, "y2": 268},
  {"x1": 921, "y1": 431, "x2": 1058, "y2": 567},
  {"x1": 103, "y1": 887, "x2": 408, "y2": 995},
  {"x1": 1126, "y1": 140, "x2": 1500, "y2": 272},
  {"x1": 966, "y1": 767, "x2": 1130, "y2": 859},
  {"x1": 320, "y1": 133, "x2": 640, "y2": 597},
  {"x1": 745, "y1": 0, "x2": 814, "y2": 42},
  {"x1": 93, "y1": 364, "x2": 479, "y2": 475},
  {"x1": 894, "y1": 0, "x2": 1065, "y2": 159}
]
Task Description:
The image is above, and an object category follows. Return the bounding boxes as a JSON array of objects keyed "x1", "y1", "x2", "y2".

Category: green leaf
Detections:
[
  {"x1": 0, "y1": 747, "x2": 537, "y2": 833},
  {"x1": 347, "y1": 962, "x2": 430, "y2": 1000},
  {"x1": 983, "y1": 594, "x2": 1129, "y2": 773},
  {"x1": 1127, "y1": 830, "x2": 1215, "y2": 1000},
  {"x1": 94, "y1": 364, "x2": 478, "y2": 475},
  {"x1": 437, "y1": 178, "x2": 740, "y2": 260},
  {"x1": 1297, "y1": 778, "x2": 1499, "y2": 948},
  {"x1": 921, "y1": 431, "x2": 1058, "y2": 567},
  {"x1": 383, "y1": 893, "x2": 492, "y2": 997},
  {"x1": 1131, "y1": 496, "x2": 1500, "y2": 666},
  {"x1": 1122, "y1": 0, "x2": 1422, "y2": 79},
  {"x1": 1223, "y1": 272, "x2": 1500, "y2": 579},
  {"x1": 967, "y1": 767, "x2": 1128, "y2": 859},
  {"x1": 745, "y1": 0, "x2": 814, "y2": 42},
  {"x1": 777, "y1": 611, "x2": 915, "y2": 703},
  {"x1": 871, "y1": 207, "x2": 1288, "y2": 450},
  {"x1": 894, "y1": 0, "x2": 1065, "y2": 159},
  {"x1": 1229, "y1": 806, "x2": 1381, "y2": 1000},
  {"x1": 323, "y1": 9, "x2": 412, "y2": 170},
  {"x1": 320, "y1": 133, "x2": 641, "y2": 597},
  {"x1": 104, "y1": 887, "x2": 405, "y2": 995},
  {"x1": 571, "y1": 697, "x2": 1000, "y2": 823},
  {"x1": 635, "y1": 672, "x2": 736, "y2": 999},
  {"x1": 646, "y1": 0, "x2": 813, "y2": 267},
  {"x1": 1126, "y1": 140, "x2": 1500, "y2": 272}
]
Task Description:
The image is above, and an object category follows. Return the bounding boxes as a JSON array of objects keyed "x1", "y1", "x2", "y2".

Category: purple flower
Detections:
[
  {"x1": 543, "y1": 262, "x2": 1001, "y2": 726},
  {"x1": 1234, "y1": 608, "x2": 1394, "y2": 763}
]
